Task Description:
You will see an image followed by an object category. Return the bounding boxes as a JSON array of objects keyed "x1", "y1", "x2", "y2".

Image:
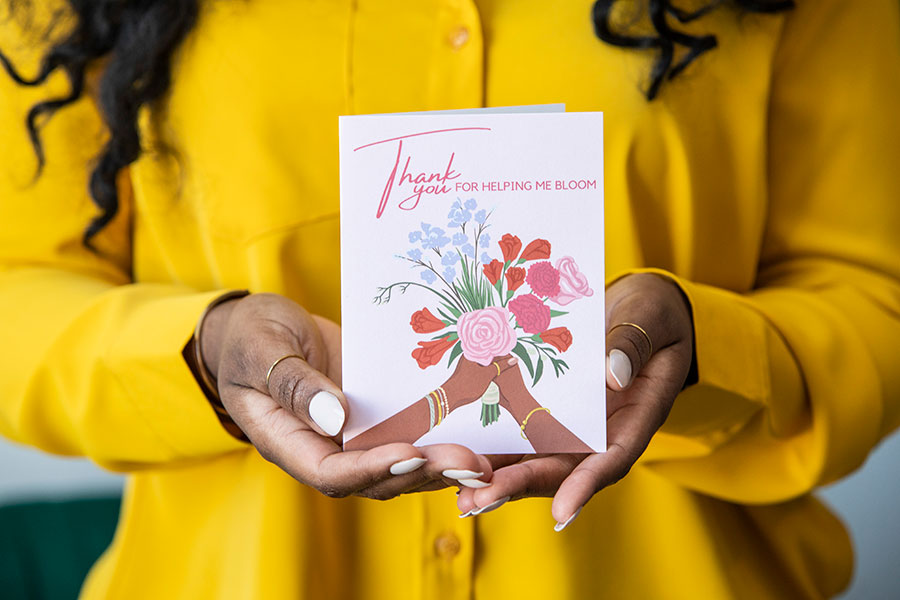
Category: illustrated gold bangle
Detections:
[
  {"x1": 608, "y1": 322, "x2": 653, "y2": 356},
  {"x1": 265, "y1": 354, "x2": 306, "y2": 391},
  {"x1": 520, "y1": 406, "x2": 551, "y2": 440},
  {"x1": 493, "y1": 361, "x2": 501, "y2": 376}
]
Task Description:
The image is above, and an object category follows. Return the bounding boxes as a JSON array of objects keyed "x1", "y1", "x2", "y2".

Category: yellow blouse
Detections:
[{"x1": 2, "y1": 0, "x2": 899, "y2": 598}]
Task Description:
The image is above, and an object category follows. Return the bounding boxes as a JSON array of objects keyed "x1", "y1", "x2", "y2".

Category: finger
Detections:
[
  {"x1": 550, "y1": 400, "x2": 661, "y2": 527},
  {"x1": 357, "y1": 444, "x2": 494, "y2": 500},
  {"x1": 261, "y1": 351, "x2": 349, "y2": 438},
  {"x1": 456, "y1": 454, "x2": 585, "y2": 515},
  {"x1": 229, "y1": 387, "x2": 430, "y2": 497},
  {"x1": 605, "y1": 321, "x2": 656, "y2": 392},
  {"x1": 491, "y1": 355, "x2": 519, "y2": 376}
]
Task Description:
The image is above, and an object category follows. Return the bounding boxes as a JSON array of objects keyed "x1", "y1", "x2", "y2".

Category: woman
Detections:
[{"x1": 2, "y1": 0, "x2": 898, "y2": 598}]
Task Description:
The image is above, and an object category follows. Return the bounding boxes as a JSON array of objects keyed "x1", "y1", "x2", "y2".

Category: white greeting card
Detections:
[{"x1": 340, "y1": 108, "x2": 605, "y2": 454}]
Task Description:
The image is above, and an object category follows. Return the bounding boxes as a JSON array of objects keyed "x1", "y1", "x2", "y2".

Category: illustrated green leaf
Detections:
[
  {"x1": 530, "y1": 334, "x2": 542, "y2": 342},
  {"x1": 533, "y1": 355, "x2": 545, "y2": 386},
  {"x1": 447, "y1": 341, "x2": 463, "y2": 367},
  {"x1": 549, "y1": 310, "x2": 569, "y2": 318},
  {"x1": 445, "y1": 303, "x2": 462, "y2": 319},
  {"x1": 511, "y1": 342, "x2": 534, "y2": 378}
]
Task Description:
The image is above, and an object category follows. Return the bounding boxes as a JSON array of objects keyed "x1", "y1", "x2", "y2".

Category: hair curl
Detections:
[{"x1": 2, "y1": 0, "x2": 792, "y2": 246}]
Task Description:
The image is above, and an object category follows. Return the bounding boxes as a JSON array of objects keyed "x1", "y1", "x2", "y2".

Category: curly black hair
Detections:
[{"x1": 1, "y1": 0, "x2": 792, "y2": 247}]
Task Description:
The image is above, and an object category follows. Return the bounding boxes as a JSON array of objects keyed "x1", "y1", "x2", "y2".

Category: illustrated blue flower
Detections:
[
  {"x1": 462, "y1": 243, "x2": 476, "y2": 258},
  {"x1": 442, "y1": 266, "x2": 457, "y2": 282},
  {"x1": 421, "y1": 227, "x2": 451, "y2": 249},
  {"x1": 480, "y1": 252, "x2": 492, "y2": 265},
  {"x1": 441, "y1": 252, "x2": 460, "y2": 266},
  {"x1": 452, "y1": 232, "x2": 468, "y2": 246},
  {"x1": 465, "y1": 198, "x2": 477, "y2": 210},
  {"x1": 408, "y1": 231, "x2": 422, "y2": 243},
  {"x1": 421, "y1": 222, "x2": 432, "y2": 233},
  {"x1": 407, "y1": 249, "x2": 423, "y2": 261},
  {"x1": 447, "y1": 199, "x2": 472, "y2": 227},
  {"x1": 474, "y1": 209, "x2": 487, "y2": 224},
  {"x1": 479, "y1": 232, "x2": 491, "y2": 247},
  {"x1": 421, "y1": 270, "x2": 437, "y2": 285}
]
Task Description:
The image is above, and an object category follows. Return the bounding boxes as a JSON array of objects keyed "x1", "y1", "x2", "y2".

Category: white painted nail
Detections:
[
  {"x1": 389, "y1": 457, "x2": 427, "y2": 475},
  {"x1": 458, "y1": 478, "x2": 491, "y2": 489},
  {"x1": 309, "y1": 391, "x2": 345, "y2": 437},
  {"x1": 459, "y1": 510, "x2": 474, "y2": 518},
  {"x1": 554, "y1": 507, "x2": 583, "y2": 532},
  {"x1": 508, "y1": 357, "x2": 518, "y2": 365},
  {"x1": 472, "y1": 496, "x2": 510, "y2": 515},
  {"x1": 442, "y1": 469, "x2": 483, "y2": 480},
  {"x1": 608, "y1": 349, "x2": 632, "y2": 388}
]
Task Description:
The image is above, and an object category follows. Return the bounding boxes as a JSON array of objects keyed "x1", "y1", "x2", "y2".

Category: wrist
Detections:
[{"x1": 199, "y1": 293, "x2": 246, "y2": 378}]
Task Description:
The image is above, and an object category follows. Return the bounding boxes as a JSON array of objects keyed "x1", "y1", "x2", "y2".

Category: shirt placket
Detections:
[{"x1": 349, "y1": 1, "x2": 484, "y2": 598}]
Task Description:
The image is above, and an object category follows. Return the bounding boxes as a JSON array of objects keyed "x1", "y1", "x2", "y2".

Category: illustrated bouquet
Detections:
[{"x1": 375, "y1": 197, "x2": 594, "y2": 426}]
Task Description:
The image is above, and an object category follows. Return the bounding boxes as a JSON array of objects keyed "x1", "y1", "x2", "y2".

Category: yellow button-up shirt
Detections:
[{"x1": 2, "y1": 1, "x2": 900, "y2": 598}]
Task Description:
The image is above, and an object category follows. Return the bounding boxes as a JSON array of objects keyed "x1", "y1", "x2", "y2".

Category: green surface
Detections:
[{"x1": 0, "y1": 496, "x2": 120, "y2": 600}]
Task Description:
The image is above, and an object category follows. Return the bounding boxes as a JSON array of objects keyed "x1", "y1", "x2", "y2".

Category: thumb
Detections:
[
  {"x1": 605, "y1": 320, "x2": 655, "y2": 392},
  {"x1": 264, "y1": 352, "x2": 349, "y2": 438}
]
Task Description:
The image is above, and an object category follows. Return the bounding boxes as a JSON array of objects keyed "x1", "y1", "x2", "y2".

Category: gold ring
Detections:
[
  {"x1": 265, "y1": 354, "x2": 306, "y2": 391},
  {"x1": 493, "y1": 361, "x2": 501, "y2": 376},
  {"x1": 608, "y1": 322, "x2": 653, "y2": 355}
]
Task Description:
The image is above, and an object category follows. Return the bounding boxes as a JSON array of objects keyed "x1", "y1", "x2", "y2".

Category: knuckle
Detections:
[{"x1": 317, "y1": 484, "x2": 350, "y2": 499}]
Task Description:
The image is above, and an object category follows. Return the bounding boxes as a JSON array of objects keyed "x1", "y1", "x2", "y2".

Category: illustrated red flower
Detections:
[
  {"x1": 508, "y1": 293, "x2": 552, "y2": 334},
  {"x1": 526, "y1": 261, "x2": 561, "y2": 297},
  {"x1": 483, "y1": 259, "x2": 503, "y2": 286},
  {"x1": 410, "y1": 307, "x2": 446, "y2": 334},
  {"x1": 540, "y1": 327, "x2": 573, "y2": 352},
  {"x1": 498, "y1": 234, "x2": 522, "y2": 263},
  {"x1": 505, "y1": 266, "x2": 526, "y2": 292},
  {"x1": 412, "y1": 335, "x2": 457, "y2": 369},
  {"x1": 520, "y1": 238, "x2": 552, "y2": 261}
]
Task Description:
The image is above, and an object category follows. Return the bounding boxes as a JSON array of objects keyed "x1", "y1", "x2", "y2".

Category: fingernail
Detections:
[
  {"x1": 508, "y1": 357, "x2": 518, "y2": 365},
  {"x1": 459, "y1": 510, "x2": 474, "y2": 518},
  {"x1": 442, "y1": 469, "x2": 483, "y2": 480},
  {"x1": 608, "y1": 349, "x2": 632, "y2": 388},
  {"x1": 389, "y1": 457, "x2": 427, "y2": 475},
  {"x1": 472, "y1": 496, "x2": 510, "y2": 515},
  {"x1": 554, "y1": 506, "x2": 582, "y2": 532},
  {"x1": 458, "y1": 478, "x2": 491, "y2": 489},
  {"x1": 309, "y1": 391, "x2": 345, "y2": 436}
]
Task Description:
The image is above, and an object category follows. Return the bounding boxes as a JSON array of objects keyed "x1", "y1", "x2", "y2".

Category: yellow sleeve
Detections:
[
  {"x1": 0, "y1": 32, "x2": 245, "y2": 470},
  {"x1": 638, "y1": 0, "x2": 900, "y2": 503}
]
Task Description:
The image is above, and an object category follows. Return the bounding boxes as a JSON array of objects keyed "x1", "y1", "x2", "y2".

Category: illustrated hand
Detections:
[
  {"x1": 202, "y1": 293, "x2": 494, "y2": 499},
  {"x1": 443, "y1": 355, "x2": 518, "y2": 413},
  {"x1": 457, "y1": 273, "x2": 694, "y2": 527}
]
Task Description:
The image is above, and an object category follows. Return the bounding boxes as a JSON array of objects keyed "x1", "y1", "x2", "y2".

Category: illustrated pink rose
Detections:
[
  {"x1": 457, "y1": 307, "x2": 517, "y2": 366},
  {"x1": 526, "y1": 261, "x2": 561, "y2": 298},
  {"x1": 508, "y1": 294, "x2": 551, "y2": 334},
  {"x1": 551, "y1": 256, "x2": 594, "y2": 305}
]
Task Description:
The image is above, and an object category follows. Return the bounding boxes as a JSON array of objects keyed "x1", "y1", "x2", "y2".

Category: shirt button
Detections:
[
  {"x1": 448, "y1": 26, "x2": 470, "y2": 50},
  {"x1": 434, "y1": 533, "x2": 461, "y2": 559}
]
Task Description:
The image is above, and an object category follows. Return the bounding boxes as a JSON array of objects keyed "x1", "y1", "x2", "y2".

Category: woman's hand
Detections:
[
  {"x1": 442, "y1": 355, "x2": 517, "y2": 412},
  {"x1": 457, "y1": 273, "x2": 694, "y2": 526},
  {"x1": 201, "y1": 293, "x2": 494, "y2": 499}
]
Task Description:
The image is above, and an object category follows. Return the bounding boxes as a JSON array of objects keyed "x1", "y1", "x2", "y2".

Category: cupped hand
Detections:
[
  {"x1": 457, "y1": 273, "x2": 694, "y2": 526},
  {"x1": 201, "y1": 293, "x2": 494, "y2": 499}
]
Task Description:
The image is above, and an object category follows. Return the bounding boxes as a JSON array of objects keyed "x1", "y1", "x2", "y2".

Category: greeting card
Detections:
[{"x1": 340, "y1": 108, "x2": 605, "y2": 454}]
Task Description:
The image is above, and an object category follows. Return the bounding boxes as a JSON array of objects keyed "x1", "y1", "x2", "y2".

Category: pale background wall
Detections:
[{"x1": 1, "y1": 432, "x2": 898, "y2": 598}]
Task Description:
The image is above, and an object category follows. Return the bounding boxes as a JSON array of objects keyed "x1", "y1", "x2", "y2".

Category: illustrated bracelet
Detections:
[{"x1": 426, "y1": 387, "x2": 449, "y2": 431}]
